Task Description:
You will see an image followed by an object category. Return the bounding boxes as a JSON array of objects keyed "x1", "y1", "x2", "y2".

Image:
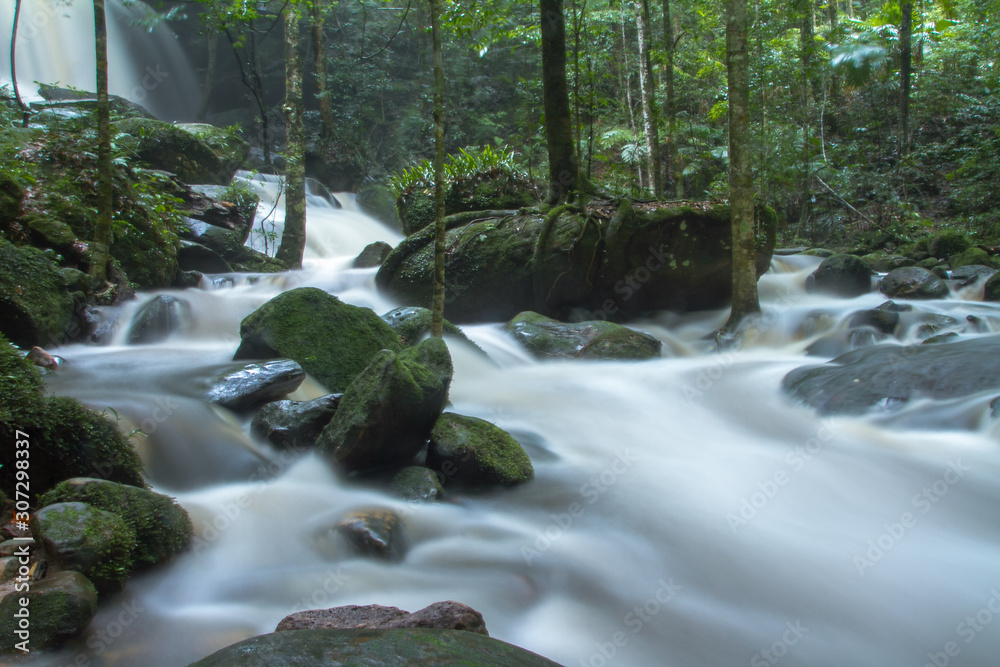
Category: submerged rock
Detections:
[
  {"x1": 276, "y1": 601, "x2": 488, "y2": 635},
  {"x1": 381, "y1": 306, "x2": 478, "y2": 349},
  {"x1": 846, "y1": 301, "x2": 911, "y2": 336},
  {"x1": 427, "y1": 413, "x2": 534, "y2": 488},
  {"x1": 879, "y1": 266, "x2": 949, "y2": 300},
  {"x1": 0, "y1": 571, "x2": 97, "y2": 653},
  {"x1": 251, "y1": 394, "x2": 342, "y2": 449},
  {"x1": 127, "y1": 295, "x2": 190, "y2": 344},
  {"x1": 391, "y1": 466, "x2": 445, "y2": 502},
  {"x1": 505, "y1": 311, "x2": 661, "y2": 360},
  {"x1": 806, "y1": 254, "x2": 874, "y2": 297},
  {"x1": 205, "y1": 359, "x2": 305, "y2": 412},
  {"x1": 333, "y1": 508, "x2": 408, "y2": 561}
]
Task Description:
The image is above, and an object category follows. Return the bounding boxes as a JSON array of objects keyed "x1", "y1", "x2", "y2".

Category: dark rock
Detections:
[
  {"x1": 912, "y1": 313, "x2": 961, "y2": 340},
  {"x1": 506, "y1": 311, "x2": 661, "y2": 360},
  {"x1": 860, "y1": 254, "x2": 912, "y2": 273},
  {"x1": 174, "y1": 270, "x2": 204, "y2": 289},
  {"x1": 334, "y1": 508, "x2": 407, "y2": 560},
  {"x1": 173, "y1": 124, "x2": 251, "y2": 180},
  {"x1": 807, "y1": 254, "x2": 874, "y2": 297},
  {"x1": 928, "y1": 230, "x2": 969, "y2": 259},
  {"x1": 381, "y1": 306, "x2": 478, "y2": 349},
  {"x1": 799, "y1": 248, "x2": 835, "y2": 257},
  {"x1": 31, "y1": 502, "x2": 135, "y2": 595},
  {"x1": 116, "y1": 118, "x2": 238, "y2": 185},
  {"x1": 178, "y1": 241, "x2": 233, "y2": 274},
  {"x1": 39, "y1": 478, "x2": 191, "y2": 570},
  {"x1": 276, "y1": 601, "x2": 487, "y2": 635},
  {"x1": 188, "y1": 628, "x2": 564, "y2": 667},
  {"x1": 951, "y1": 265, "x2": 996, "y2": 285},
  {"x1": 880, "y1": 266, "x2": 950, "y2": 300},
  {"x1": 353, "y1": 241, "x2": 393, "y2": 268},
  {"x1": 846, "y1": 301, "x2": 911, "y2": 335},
  {"x1": 317, "y1": 338, "x2": 452, "y2": 473},
  {"x1": 225, "y1": 245, "x2": 289, "y2": 273},
  {"x1": 984, "y1": 273, "x2": 1000, "y2": 302},
  {"x1": 235, "y1": 287, "x2": 404, "y2": 393},
  {"x1": 356, "y1": 182, "x2": 401, "y2": 229},
  {"x1": 427, "y1": 412, "x2": 534, "y2": 488},
  {"x1": 783, "y1": 334, "x2": 1000, "y2": 415},
  {"x1": 35, "y1": 84, "x2": 154, "y2": 118},
  {"x1": 251, "y1": 394, "x2": 342, "y2": 448},
  {"x1": 0, "y1": 571, "x2": 97, "y2": 653},
  {"x1": 205, "y1": 359, "x2": 305, "y2": 412},
  {"x1": 0, "y1": 238, "x2": 79, "y2": 348},
  {"x1": 305, "y1": 146, "x2": 364, "y2": 192},
  {"x1": 24, "y1": 215, "x2": 77, "y2": 249},
  {"x1": 127, "y1": 295, "x2": 190, "y2": 344},
  {"x1": 391, "y1": 466, "x2": 445, "y2": 502}
]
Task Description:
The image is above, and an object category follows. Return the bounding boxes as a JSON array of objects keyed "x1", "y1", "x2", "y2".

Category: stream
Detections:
[{"x1": 16, "y1": 173, "x2": 1000, "y2": 667}]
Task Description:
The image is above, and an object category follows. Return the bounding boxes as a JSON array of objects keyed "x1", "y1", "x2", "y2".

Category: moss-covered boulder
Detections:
[
  {"x1": 427, "y1": 413, "x2": 534, "y2": 488},
  {"x1": 880, "y1": 267, "x2": 949, "y2": 300},
  {"x1": 0, "y1": 237, "x2": 80, "y2": 347},
  {"x1": 391, "y1": 466, "x2": 445, "y2": 501},
  {"x1": 0, "y1": 570, "x2": 97, "y2": 653},
  {"x1": 928, "y1": 229, "x2": 970, "y2": 259},
  {"x1": 188, "y1": 628, "x2": 564, "y2": 666},
  {"x1": 31, "y1": 502, "x2": 135, "y2": 595},
  {"x1": 39, "y1": 478, "x2": 191, "y2": 570},
  {"x1": 860, "y1": 253, "x2": 912, "y2": 273},
  {"x1": 0, "y1": 170, "x2": 24, "y2": 225},
  {"x1": 317, "y1": 337, "x2": 452, "y2": 473},
  {"x1": 951, "y1": 247, "x2": 1000, "y2": 269},
  {"x1": 0, "y1": 336, "x2": 145, "y2": 496},
  {"x1": 807, "y1": 254, "x2": 874, "y2": 297},
  {"x1": 173, "y1": 123, "x2": 251, "y2": 179},
  {"x1": 117, "y1": 118, "x2": 235, "y2": 185},
  {"x1": 234, "y1": 287, "x2": 404, "y2": 392},
  {"x1": 24, "y1": 214, "x2": 78, "y2": 249},
  {"x1": 505, "y1": 311, "x2": 661, "y2": 360}
]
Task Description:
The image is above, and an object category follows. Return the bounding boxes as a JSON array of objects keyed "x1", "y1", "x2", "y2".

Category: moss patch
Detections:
[
  {"x1": 427, "y1": 412, "x2": 534, "y2": 488},
  {"x1": 0, "y1": 237, "x2": 78, "y2": 347}
]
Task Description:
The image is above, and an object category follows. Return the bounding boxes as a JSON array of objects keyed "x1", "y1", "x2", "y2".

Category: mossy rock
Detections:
[
  {"x1": 317, "y1": 338, "x2": 453, "y2": 474},
  {"x1": 427, "y1": 412, "x2": 534, "y2": 488},
  {"x1": 381, "y1": 306, "x2": 481, "y2": 351},
  {"x1": 0, "y1": 335, "x2": 146, "y2": 497},
  {"x1": 225, "y1": 245, "x2": 289, "y2": 273},
  {"x1": 859, "y1": 253, "x2": 912, "y2": 273},
  {"x1": 397, "y1": 172, "x2": 536, "y2": 236},
  {"x1": 505, "y1": 311, "x2": 661, "y2": 360},
  {"x1": 984, "y1": 273, "x2": 1000, "y2": 302},
  {"x1": 0, "y1": 170, "x2": 24, "y2": 225},
  {"x1": 928, "y1": 230, "x2": 970, "y2": 259},
  {"x1": 117, "y1": 118, "x2": 233, "y2": 185},
  {"x1": 879, "y1": 267, "x2": 950, "y2": 300},
  {"x1": 807, "y1": 253, "x2": 874, "y2": 297},
  {"x1": 235, "y1": 287, "x2": 404, "y2": 392},
  {"x1": 356, "y1": 183, "x2": 401, "y2": 230},
  {"x1": 188, "y1": 628, "x2": 564, "y2": 666},
  {"x1": 39, "y1": 478, "x2": 191, "y2": 570},
  {"x1": 391, "y1": 466, "x2": 445, "y2": 501},
  {"x1": 173, "y1": 123, "x2": 251, "y2": 180},
  {"x1": 24, "y1": 214, "x2": 78, "y2": 248},
  {"x1": 31, "y1": 502, "x2": 135, "y2": 595},
  {"x1": 0, "y1": 237, "x2": 79, "y2": 347},
  {"x1": 0, "y1": 570, "x2": 97, "y2": 653},
  {"x1": 950, "y1": 247, "x2": 1000, "y2": 269}
]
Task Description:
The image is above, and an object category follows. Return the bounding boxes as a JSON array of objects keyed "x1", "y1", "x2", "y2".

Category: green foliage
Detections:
[{"x1": 388, "y1": 145, "x2": 525, "y2": 197}]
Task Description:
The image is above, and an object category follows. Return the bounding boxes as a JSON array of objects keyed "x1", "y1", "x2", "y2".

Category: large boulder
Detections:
[
  {"x1": 31, "y1": 503, "x2": 135, "y2": 595},
  {"x1": 188, "y1": 628, "x2": 564, "y2": 667},
  {"x1": 0, "y1": 170, "x2": 24, "y2": 225},
  {"x1": 276, "y1": 601, "x2": 487, "y2": 635},
  {"x1": 127, "y1": 295, "x2": 191, "y2": 344},
  {"x1": 0, "y1": 238, "x2": 80, "y2": 348},
  {"x1": 39, "y1": 478, "x2": 191, "y2": 570},
  {"x1": 427, "y1": 413, "x2": 534, "y2": 488},
  {"x1": 0, "y1": 571, "x2": 97, "y2": 653},
  {"x1": 807, "y1": 254, "x2": 874, "y2": 297},
  {"x1": 234, "y1": 287, "x2": 404, "y2": 393},
  {"x1": 505, "y1": 311, "x2": 661, "y2": 360},
  {"x1": 950, "y1": 247, "x2": 1000, "y2": 269},
  {"x1": 927, "y1": 229, "x2": 970, "y2": 259},
  {"x1": 317, "y1": 337, "x2": 452, "y2": 473},
  {"x1": 879, "y1": 266, "x2": 949, "y2": 300},
  {"x1": 116, "y1": 118, "x2": 236, "y2": 185},
  {"x1": 355, "y1": 183, "x2": 401, "y2": 230},
  {"x1": 173, "y1": 123, "x2": 251, "y2": 180},
  {"x1": 251, "y1": 394, "x2": 342, "y2": 449},
  {"x1": 782, "y1": 334, "x2": 1000, "y2": 415},
  {"x1": 205, "y1": 359, "x2": 306, "y2": 412}
]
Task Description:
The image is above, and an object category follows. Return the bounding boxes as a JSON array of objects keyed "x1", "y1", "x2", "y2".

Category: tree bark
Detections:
[
  {"x1": 725, "y1": 0, "x2": 759, "y2": 328},
  {"x1": 796, "y1": 0, "x2": 815, "y2": 228},
  {"x1": 635, "y1": 0, "x2": 661, "y2": 197},
  {"x1": 196, "y1": 28, "x2": 217, "y2": 121},
  {"x1": 899, "y1": 0, "x2": 912, "y2": 155},
  {"x1": 430, "y1": 0, "x2": 447, "y2": 337},
  {"x1": 89, "y1": 0, "x2": 114, "y2": 288},
  {"x1": 540, "y1": 0, "x2": 577, "y2": 203},
  {"x1": 312, "y1": 1, "x2": 336, "y2": 141},
  {"x1": 276, "y1": 7, "x2": 307, "y2": 269},
  {"x1": 662, "y1": 0, "x2": 683, "y2": 198},
  {"x1": 10, "y1": 0, "x2": 28, "y2": 123}
]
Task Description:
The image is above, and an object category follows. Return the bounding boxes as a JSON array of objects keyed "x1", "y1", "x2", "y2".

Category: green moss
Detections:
[
  {"x1": 0, "y1": 237, "x2": 78, "y2": 347},
  {"x1": 950, "y1": 246, "x2": 1000, "y2": 269},
  {"x1": 428, "y1": 412, "x2": 534, "y2": 488},
  {"x1": 0, "y1": 169, "x2": 23, "y2": 224},
  {"x1": 0, "y1": 571, "x2": 97, "y2": 653},
  {"x1": 117, "y1": 118, "x2": 232, "y2": 185},
  {"x1": 928, "y1": 230, "x2": 970, "y2": 259},
  {"x1": 391, "y1": 466, "x2": 445, "y2": 501},
  {"x1": 506, "y1": 311, "x2": 661, "y2": 360}
]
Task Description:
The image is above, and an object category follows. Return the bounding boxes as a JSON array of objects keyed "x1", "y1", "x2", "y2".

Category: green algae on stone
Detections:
[
  {"x1": 505, "y1": 311, "x2": 661, "y2": 360},
  {"x1": 0, "y1": 237, "x2": 78, "y2": 348},
  {"x1": 427, "y1": 412, "x2": 534, "y2": 488},
  {"x1": 0, "y1": 571, "x2": 97, "y2": 653}
]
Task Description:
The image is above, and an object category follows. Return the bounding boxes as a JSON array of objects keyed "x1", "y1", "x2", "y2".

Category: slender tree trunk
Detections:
[
  {"x1": 196, "y1": 28, "x2": 217, "y2": 121},
  {"x1": 276, "y1": 7, "x2": 307, "y2": 269},
  {"x1": 430, "y1": 0, "x2": 447, "y2": 337},
  {"x1": 571, "y1": 0, "x2": 586, "y2": 192},
  {"x1": 89, "y1": 0, "x2": 114, "y2": 288},
  {"x1": 540, "y1": 0, "x2": 577, "y2": 203},
  {"x1": 796, "y1": 0, "x2": 815, "y2": 228},
  {"x1": 635, "y1": 0, "x2": 661, "y2": 197},
  {"x1": 11, "y1": 0, "x2": 29, "y2": 123},
  {"x1": 725, "y1": 0, "x2": 759, "y2": 328},
  {"x1": 662, "y1": 0, "x2": 683, "y2": 198},
  {"x1": 619, "y1": 10, "x2": 643, "y2": 189},
  {"x1": 899, "y1": 0, "x2": 912, "y2": 155},
  {"x1": 312, "y1": 0, "x2": 336, "y2": 141}
]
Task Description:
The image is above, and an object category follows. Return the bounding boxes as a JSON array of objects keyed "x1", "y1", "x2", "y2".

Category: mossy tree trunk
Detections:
[
  {"x1": 276, "y1": 6, "x2": 307, "y2": 269},
  {"x1": 899, "y1": 0, "x2": 912, "y2": 155},
  {"x1": 89, "y1": 0, "x2": 114, "y2": 288},
  {"x1": 540, "y1": 0, "x2": 577, "y2": 204},
  {"x1": 196, "y1": 28, "x2": 217, "y2": 121},
  {"x1": 430, "y1": 0, "x2": 447, "y2": 337},
  {"x1": 662, "y1": 0, "x2": 683, "y2": 198},
  {"x1": 725, "y1": 0, "x2": 759, "y2": 328},
  {"x1": 635, "y1": 0, "x2": 661, "y2": 197}
]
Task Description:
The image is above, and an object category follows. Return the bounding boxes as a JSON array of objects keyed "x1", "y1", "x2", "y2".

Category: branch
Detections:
[{"x1": 816, "y1": 176, "x2": 877, "y2": 226}]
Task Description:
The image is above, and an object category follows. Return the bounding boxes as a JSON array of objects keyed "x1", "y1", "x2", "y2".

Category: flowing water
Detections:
[{"x1": 17, "y1": 174, "x2": 1000, "y2": 667}]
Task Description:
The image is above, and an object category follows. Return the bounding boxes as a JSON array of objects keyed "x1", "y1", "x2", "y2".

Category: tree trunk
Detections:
[
  {"x1": 430, "y1": 0, "x2": 447, "y2": 337},
  {"x1": 796, "y1": 0, "x2": 815, "y2": 228},
  {"x1": 312, "y1": 1, "x2": 336, "y2": 141},
  {"x1": 662, "y1": 0, "x2": 683, "y2": 198},
  {"x1": 899, "y1": 0, "x2": 912, "y2": 155},
  {"x1": 11, "y1": 0, "x2": 28, "y2": 123},
  {"x1": 725, "y1": 0, "x2": 759, "y2": 328},
  {"x1": 276, "y1": 7, "x2": 307, "y2": 269},
  {"x1": 89, "y1": 0, "x2": 114, "y2": 288},
  {"x1": 635, "y1": 0, "x2": 661, "y2": 197},
  {"x1": 540, "y1": 0, "x2": 577, "y2": 204},
  {"x1": 619, "y1": 9, "x2": 643, "y2": 189},
  {"x1": 196, "y1": 28, "x2": 217, "y2": 121}
]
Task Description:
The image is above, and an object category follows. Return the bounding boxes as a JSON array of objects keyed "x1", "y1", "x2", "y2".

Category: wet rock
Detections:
[
  {"x1": 799, "y1": 248, "x2": 835, "y2": 257},
  {"x1": 225, "y1": 245, "x2": 289, "y2": 273},
  {"x1": 27, "y1": 346, "x2": 60, "y2": 370},
  {"x1": 427, "y1": 413, "x2": 534, "y2": 488},
  {"x1": 806, "y1": 254, "x2": 874, "y2": 297},
  {"x1": 206, "y1": 359, "x2": 305, "y2": 412},
  {"x1": 178, "y1": 240, "x2": 233, "y2": 274},
  {"x1": 116, "y1": 118, "x2": 239, "y2": 185},
  {"x1": 334, "y1": 508, "x2": 408, "y2": 560},
  {"x1": 31, "y1": 502, "x2": 135, "y2": 595},
  {"x1": 127, "y1": 295, "x2": 190, "y2": 344},
  {"x1": 912, "y1": 313, "x2": 961, "y2": 340},
  {"x1": 951, "y1": 265, "x2": 996, "y2": 286},
  {"x1": 235, "y1": 287, "x2": 404, "y2": 393},
  {"x1": 860, "y1": 254, "x2": 912, "y2": 273},
  {"x1": 984, "y1": 273, "x2": 1000, "y2": 302},
  {"x1": 251, "y1": 394, "x2": 342, "y2": 449},
  {"x1": 39, "y1": 478, "x2": 191, "y2": 570},
  {"x1": 0, "y1": 557, "x2": 17, "y2": 582},
  {"x1": 0, "y1": 571, "x2": 97, "y2": 653},
  {"x1": 391, "y1": 466, "x2": 445, "y2": 501},
  {"x1": 381, "y1": 306, "x2": 478, "y2": 349},
  {"x1": 950, "y1": 247, "x2": 1000, "y2": 269},
  {"x1": 356, "y1": 182, "x2": 401, "y2": 229},
  {"x1": 880, "y1": 266, "x2": 950, "y2": 300},
  {"x1": 276, "y1": 601, "x2": 488, "y2": 635},
  {"x1": 353, "y1": 241, "x2": 393, "y2": 268},
  {"x1": 188, "y1": 628, "x2": 564, "y2": 667},
  {"x1": 174, "y1": 270, "x2": 204, "y2": 289},
  {"x1": 317, "y1": 338, "x2": 452, "y2": 473},
  {"x1": 506, "y1": 311, "x2": 661, "y2": 360},
  {"x1": 847, "y1": 301, "x2": 911, "y2": 335},
  {"x1": 0, "y1": 238, "x2": 79, "y2": 348},
  {"x1": 783, "y1": 334, "x2": 1000, "y2": 415}
]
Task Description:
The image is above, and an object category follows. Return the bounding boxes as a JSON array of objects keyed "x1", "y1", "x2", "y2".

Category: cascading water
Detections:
[
  {"x1": 21, "y1": 179, "x2": 1000, "y2": 666},
  {"x1": 0, "y1": 0, "x2": 200, "y2": 120}
]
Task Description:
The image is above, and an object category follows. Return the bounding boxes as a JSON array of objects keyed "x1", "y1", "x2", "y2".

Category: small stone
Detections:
[
  {"x1": 353, "y1": 241, "x2": 393, "y2": 268},
  {"x1": 334, "y1": 508, "x2": 408, "y2": 561},
  {"x1": 391, "y1": 466, "x2": 445, "y2": 502},
  {"x1": 205, "y1": 359, "x2": 305, "y2": 412},
  {"x1": 276, "y1": 600, "x2": 488, "y2": 635}
]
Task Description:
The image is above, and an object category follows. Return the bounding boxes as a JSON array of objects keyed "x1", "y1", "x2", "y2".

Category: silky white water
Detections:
[{"x1": 24, "y1": 180, "x2": 1000, "y2": 667}]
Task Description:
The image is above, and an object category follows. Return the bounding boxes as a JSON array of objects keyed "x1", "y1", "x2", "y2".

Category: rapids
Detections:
[{"x1": 22, "y1": 177, "x2": 1000, "y2": 666}]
